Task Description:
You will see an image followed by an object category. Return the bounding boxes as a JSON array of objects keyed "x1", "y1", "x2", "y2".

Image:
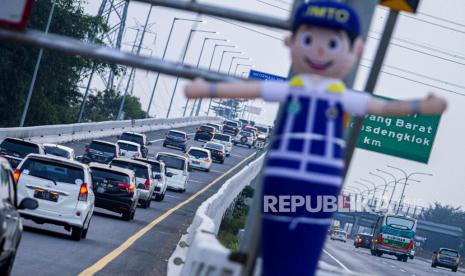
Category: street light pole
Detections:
[
  {"x1": 166, "y1": 29, "x2": 216, "y2": 118},
  {"x1": 360, "y1": 178, "x2": 378, "y2": 208},
  {"x1": 386, "y1": 165, "x2": 432, "y2": 214},
  {"x1": 146, "y1": 17, "x2": 203, "y2": 117},
  {"x1": 369, "y1": 172, "x2": 391, "y2": 207},
  {"x1": 186, "y1": 37, "x2": 228, "y2": 117},
  {"x1": 228, "y1": 57, "x2": 251, "y2": 75},
  {"x1": 20, "y1": 0, "x2": 56, "y2": 127},
  {"x1": 206, "y1": 50, "x2": 242, "y2": 116},
  {"x1": 234, "y1": 63, "x2": 252, "y2": 76},
  {"x1": 194, "y1": 44, "x2": 235, "y2": 117}
]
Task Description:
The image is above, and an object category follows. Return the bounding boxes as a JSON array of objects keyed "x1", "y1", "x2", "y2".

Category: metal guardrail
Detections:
[
  {"x1": 0, "y1": 116, "x2": 222, "y2": 143},
  {"x1": 168, "y1": 154, "x2": 265, "y2": 276}
]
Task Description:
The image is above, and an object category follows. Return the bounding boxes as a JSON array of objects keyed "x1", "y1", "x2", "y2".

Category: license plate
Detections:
[
  {"x1": 34, "y1": 189, "x2": 59, "y2": 202},
  {"x1": 97, "y1": 187, "x2": 106, "y2": 193}
]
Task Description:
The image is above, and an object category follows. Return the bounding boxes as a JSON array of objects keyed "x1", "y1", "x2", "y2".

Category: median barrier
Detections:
[{"x1": 0, "y1": 116, "x2": 222, "y2": 144}]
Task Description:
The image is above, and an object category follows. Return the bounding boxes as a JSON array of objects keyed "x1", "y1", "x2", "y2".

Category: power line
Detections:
[
  {"x1": 362, "y1": 58, "x2": 465, "y2": 91},
  {"x1": 359, "y1": 64, "x2": 465, "y2": 97},
  {"x1": 209, "y1": 16, "x2": 285, "y2": 41},
  {"x1": 367, "y1": 35, "x2": 465, "y2": 67},
  {"x1": 256, "y1": 0, "x2": 291, "y2": 12},
  {"x1": 418, "y1": 12, "x2": 465, "y2": 29},
  {"x1": 370, "y1": 31, "x2": 465, "y2": 61}
]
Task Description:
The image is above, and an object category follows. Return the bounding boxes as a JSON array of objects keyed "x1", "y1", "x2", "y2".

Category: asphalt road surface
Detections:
[
  {"x1": 322, "y1": 238, "x2": 463, "y2": 276},
  {"x1": 11, "y1": 125, "x2": 258, "y2": 276}
]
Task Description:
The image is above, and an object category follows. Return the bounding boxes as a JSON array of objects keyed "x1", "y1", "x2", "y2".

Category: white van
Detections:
[
  {"x1": 117, "y1": 140, "x2": 142, "y2": 159},
  {"x1": 156, "y1": 152, "x2": 188, "y2": 193},
  {"x1": 16, "y1": 154, "x2": 94, "y2": 241}
]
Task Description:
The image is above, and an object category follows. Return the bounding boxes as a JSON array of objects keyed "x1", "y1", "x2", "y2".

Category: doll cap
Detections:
[{"x1": 292, "y1": 1, "x2": 361, "y2": 38}]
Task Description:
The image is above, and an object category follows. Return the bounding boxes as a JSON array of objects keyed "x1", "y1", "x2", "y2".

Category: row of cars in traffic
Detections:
[
  {"x1": 0, "y1": 118, "x2": 272, "y2": 274},
  {"x1": 330, "y1": 229, "x2": 462, "y2": 272}
]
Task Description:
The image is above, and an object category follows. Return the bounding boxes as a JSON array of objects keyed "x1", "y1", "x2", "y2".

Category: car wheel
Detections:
[
  {"x1": 122, "y1": 211, "x2": 131, "y2": 221},
  {"x1": 205, "y1": 168, "x2": 210, "y2": 172},
  {"x1": 396, "y1": 255, "x2": 403, "y2": 261},
  {"x1": 402, "y1": 256, "x2": 407, "y2": 262},
  {"x1": 431, "y1": 262, "x2": 436, "y2": 268},
  {"x1": 248, "y1": 145, "x2": 252, "y2": 149},
  {"x1": 163, "y1": 142, "x2": 167, "y2": 147},
  {"x1": 139, "y1": 199, "x2": 147, "y2": 209},
  {"x1": 71, "y1": 226, "x2": 83, "y2": 241},
  {"x1": 131, "y1": 209, "x2": 136, "y2": 220},
  {"x1": 147, "y1": 199, "x2": 151, "y2": 208},
  {"x1": 355, "y1": 245, "x2": 359, "y2": 248},
  {"x1": 161, "y1": 193, "x2": 165, "y2": 201},
  {"x1": 452, "y1": 268, "x2": 457, "y2": 272},
  {"x1": 155, "y1": 193, "x2": 163, "y2": 201},
  {"x1": 376, "y1": 251, "x2": 382, "y2": 257},
  {"x1": 370, "y1": 250, "x2": 376, "y2": 256},
  {"x1": 220, "y1": 159, "x2": 224, "y2": 164},
  {"x1": 81, "y1": 228, "x2": 89, "y2": 239},
  {"x1": 0, "y1": 252, "x2": 15, "y2": 276},
  {"x1": 181, "y1": 188, "x2": 186, "y2": 193}
]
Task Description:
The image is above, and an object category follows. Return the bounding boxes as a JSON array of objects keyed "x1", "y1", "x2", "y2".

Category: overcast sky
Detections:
[{"x1": 83, "y1": 0, "x2": 465, "y2": 209}]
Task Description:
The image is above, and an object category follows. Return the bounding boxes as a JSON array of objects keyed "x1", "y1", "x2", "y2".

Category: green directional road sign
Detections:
[{"x1": 348, "y1": 97, "x2": 441, "y2": 164}]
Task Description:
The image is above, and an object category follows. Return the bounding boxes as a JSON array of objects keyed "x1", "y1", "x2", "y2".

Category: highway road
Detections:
[
  {"x1": 322, "y1": 238, "x2": 463, "y2": 276},
  {"x1": 11, "y1": 125, "x2": 258, "y2": 276}
]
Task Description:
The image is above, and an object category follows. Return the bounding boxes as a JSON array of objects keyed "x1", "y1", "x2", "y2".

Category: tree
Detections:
[
  {"x1": 83, "y1": 89, "x2": 147, "y2": 122},
  {"x1": 0, "y1": 0, "x2": 111, "y2": 127}
]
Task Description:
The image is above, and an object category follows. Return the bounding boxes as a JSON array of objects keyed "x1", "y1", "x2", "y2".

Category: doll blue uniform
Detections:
[
  {"x1": 261, "y1": 76, "x2": 370, "y2": 276},
  {"x1": 258, "y1": 2, "x2": 367, "y2": 275}
]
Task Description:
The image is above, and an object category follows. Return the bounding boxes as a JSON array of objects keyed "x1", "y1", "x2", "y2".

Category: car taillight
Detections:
[
  {"x1": 209, "y1": 131, "x2": 214, "y2": 135},
  {"x1": 219, "y1": 152, "x2": 224, "y2": 157},
  {"x1": 408, "y1": 240, "x2": 413, "y2": 250},
  {"x1": 144, "y1": 178, "x2": 150, "y2": 190},
  {"x1": 377, "y1": 233, "x2": 383, "y2": 243},
  {"x1": 206, "y1": 158, "x2": 212, "y2": 163},
  {"x1": 78, "y1": 183, "x2": 88, "y2": 201},
  {"x1": 13, "y1": 169, "x2": 21, "y2": 183},
  {"x1": 118, "y1": 183, "x2": 135, "y2": 193},
  {"x1": 227, "y1": 143, "x2": 232, "y2": 147}
]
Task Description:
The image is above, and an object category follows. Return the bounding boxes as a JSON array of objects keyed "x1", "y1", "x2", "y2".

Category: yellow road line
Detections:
[{"x1": 79, "y1": 152, "x2": 257, "y2": 275}]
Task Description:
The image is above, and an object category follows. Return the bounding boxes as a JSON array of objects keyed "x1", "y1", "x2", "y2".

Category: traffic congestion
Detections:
[{"x1": 0, "y1": 119, "x2": 271, "y2": 275}]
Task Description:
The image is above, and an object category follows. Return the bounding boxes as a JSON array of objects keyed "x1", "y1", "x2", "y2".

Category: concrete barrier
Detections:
[
  {"x1": 168, "y1": 154, "x2": 265, "y2": 276},
  {"x1": 0, "y1": 116, "x2": 222, "y2": 144}
]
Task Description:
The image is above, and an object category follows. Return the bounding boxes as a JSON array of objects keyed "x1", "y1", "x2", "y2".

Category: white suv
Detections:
[{"x1": 15, "y1": 154, "x2": 94, "y2": 241}]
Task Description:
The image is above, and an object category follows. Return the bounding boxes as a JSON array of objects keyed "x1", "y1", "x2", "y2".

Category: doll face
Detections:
[{"x1": 286, "y1": 26, "x2": 363, "y2": 79}]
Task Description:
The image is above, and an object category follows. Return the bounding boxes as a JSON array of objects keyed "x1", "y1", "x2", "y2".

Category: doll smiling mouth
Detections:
[{"x1": 305, "y1": 58, "x2": 334, "y2": 70}]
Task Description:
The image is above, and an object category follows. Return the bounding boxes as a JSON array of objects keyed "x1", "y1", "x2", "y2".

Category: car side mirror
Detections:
[
  {"x1": 18, "y1": 198, "x2": 38, "y2": 210},
  {"x1": 76, "y1": 156, "x2": 83, "y2": 162},
  {"x1": 165, "y1": 172, "x2": 174, "y2": 177},
  {"x1": 154, "y1": 174, "x2": 162, "y2": 180}
]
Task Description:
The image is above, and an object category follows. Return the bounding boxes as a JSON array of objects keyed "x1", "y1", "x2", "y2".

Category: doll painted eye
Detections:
[
  {"x1": 301, "y1": 33, "x2": 313, "y2": 48},
  {"x1": 328, "y1": 37, "x2": 340, "y2": 52}
]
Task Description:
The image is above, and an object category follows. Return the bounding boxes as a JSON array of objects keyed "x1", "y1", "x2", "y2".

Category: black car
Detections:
[
  {"x1": 119, "y1": 132, "x2": 150, "y2": 158},
  {"x1": 163, "y1": 130, "x2": 188, "y2": 151},
  {"x1": 432, "y1": 248, "x2": 460, "y2": 272},
  {"x1": 354, "y1": 233, "x2": 372, "y2": 249},
  {"x1": 203, "y1": 142, "x2": 226, "y2": 164},
  {"x1": 89, "y1": 163, "x2": 138, "y2": 221},
  {"x1": 0, "y1": 157, "x2": 38, "y2": 275},
  {"x1": 0, "y1": 138, "x2": 44, "y2": 168},
  {"x1": 194, "y1": 125, "x2": 215, "y2": 141},
  {"x1": 223, "y1": 120, "x2": 240, "y2": 136},
  {"x1": 81, "y1": 140, "x2": 119, "y2": 164}
]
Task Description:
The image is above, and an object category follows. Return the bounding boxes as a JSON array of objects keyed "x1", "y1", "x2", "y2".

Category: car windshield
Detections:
[
  {"x1": 118, "y1": 142, "x2": 138, "y2": 151},
  {"x1": 44, "y1": 146, "x2": 71, "y2": 158},
  {"x1": 335, "y1": 231, "x2": 346, "y2": 235},
  {"x1": 386, "y1": 216, "x2": 415, "y2": 230},
  {"x1": 120, "y1": 133, "x2": 143, "y2": 144},
  {"x1": 21, "y1": 158, "x2": 83, "y2": 184},
  {"x1": 207, "y1": 124, "x2": 219, "y2": 130},
  {"x1": 157, "y1": 155, "x2": 185, "y2": 170},
  {"x1": 188, "y1": 149, "x2": 208, "y2": 158},
  {"x1": 91, "y1": 168, "x2": 130, "y2": 185},
  {"x1": 440, "y1": 249, "x2": 459, "y2": 257},
  {"x1": 89, "y1": 141, "x2": 116, "y2": 153},
  {"x1": 240, "y1": 131, "x2": 252, "y2": 137},
  {"x1": 0, "y1": 139, "x2": 40, "y2": 158},
  {"x1": 213, "y1": 134, "x2": 230, "y2": 142},
  {"x1": 225, "y1": 121, "x2": 238, "y2": 127},
  {"x1": 168, "y1": 131, "x2": 185, "y2": 138},
  {"x1": 111, "y1": 161, "x2": 149, "y2": 179},
  {"x1": 200, "y1": 126, "x2": 214, "y2": 132},
  {"x1": 205, "y1": 143, "x2": 224, "y2": 151},
  {"x1": 256, "y1": 126, "x2": 268, "y2": 132}
]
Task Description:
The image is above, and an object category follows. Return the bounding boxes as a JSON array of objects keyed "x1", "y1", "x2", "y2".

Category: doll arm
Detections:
[
  {"x1": 185, "y1": 78, "x2": 289, "y2": 102},
  {"x1": 367, "y1": 94, "x2": 447, "y2": 115}
]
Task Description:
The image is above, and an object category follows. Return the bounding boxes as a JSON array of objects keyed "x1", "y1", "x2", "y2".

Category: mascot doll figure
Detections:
[{"x1": 185, "y1": 1, "x2": 447, "y2": 275}]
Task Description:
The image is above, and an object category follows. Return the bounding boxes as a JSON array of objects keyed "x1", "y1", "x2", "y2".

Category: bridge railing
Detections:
[
  {"x1": 0, "y1": 116, "x2": 222, "y2": 143},
  {"x1": 168, "y1": 154, "x2": 265, "y2": 276}
]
